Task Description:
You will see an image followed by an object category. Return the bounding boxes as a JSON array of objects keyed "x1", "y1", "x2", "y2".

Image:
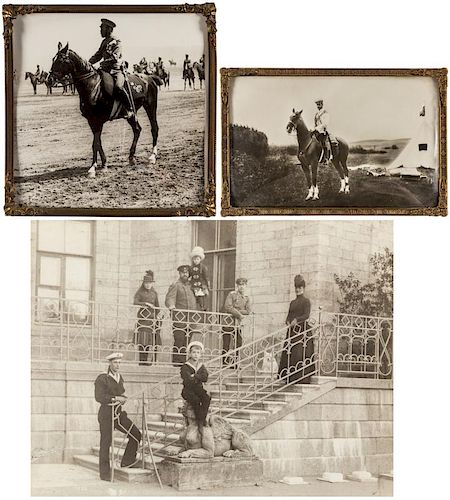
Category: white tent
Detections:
[{"x1": 388, "y1": 106, "x2": 438, "y2": 176}]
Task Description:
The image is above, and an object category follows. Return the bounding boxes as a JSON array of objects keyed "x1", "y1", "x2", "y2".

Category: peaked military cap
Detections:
[
  {"x1": 236, "y1": 277, "x2": 248, "y2": 285},
  {"x1": 100, "y1": 18, "x2": 116, "y2": 29},
  {"x1": 177, "y1": 264, "x2": 190, "y2": 273}
]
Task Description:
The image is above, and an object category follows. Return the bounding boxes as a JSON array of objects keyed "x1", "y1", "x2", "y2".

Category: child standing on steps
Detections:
[
  {"x1": 189, "y1": 246, "x2": 210, "y2": 311},
  {"x1": 180, "y1": 341, "x2": 211, "y2": 429}
]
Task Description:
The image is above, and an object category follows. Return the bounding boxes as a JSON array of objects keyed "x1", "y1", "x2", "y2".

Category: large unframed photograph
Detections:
[
  {"x1": 221, "y1": 68, "x2": 447, "y2": 216},
  {"x1": 4, "y1": 4, "x2": 216, "y2": 215},
  {"x1": 31, "y1": 219, "x2": 393, "y2": 495}
]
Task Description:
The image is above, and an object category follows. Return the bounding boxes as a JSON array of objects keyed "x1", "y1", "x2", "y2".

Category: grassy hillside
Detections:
[{"x1": 230, "y1": 136, "x2": 437, "y2": 208}]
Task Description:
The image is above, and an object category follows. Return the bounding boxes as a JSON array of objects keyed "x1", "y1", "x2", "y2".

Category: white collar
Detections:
[
  {"x1": 108, "y1": 370, "x2": 121, "y2": 383},
  {"x1": 185, "y1": 361, "x2": 203, "y2": 372}
]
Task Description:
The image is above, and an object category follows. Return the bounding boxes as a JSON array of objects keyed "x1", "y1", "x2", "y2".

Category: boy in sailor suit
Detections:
[{"x1": 180, "y1": 341, "x2": 211, "y2": 428}]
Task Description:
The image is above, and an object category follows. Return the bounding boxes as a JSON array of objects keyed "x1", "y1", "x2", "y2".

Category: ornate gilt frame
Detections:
[
  {"x1": 3, "y1": 3, "x2": 216, "y2": 216},
  {"x1": 221, "y1": 68, "x2": 447, "y2": 216}
]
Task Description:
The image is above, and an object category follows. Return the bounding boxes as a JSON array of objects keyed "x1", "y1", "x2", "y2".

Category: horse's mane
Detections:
[{"x1": 67, "y1": 49, "x2": 94, "y2": 73}]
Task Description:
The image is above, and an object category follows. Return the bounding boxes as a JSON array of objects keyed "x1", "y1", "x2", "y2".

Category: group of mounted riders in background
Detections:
[
  {"x1": 25, "y1": 64, "x2": 75, "y2": 95},
  {"x1": 133, "y1": 53, "x2": 205, "y2": 90}
]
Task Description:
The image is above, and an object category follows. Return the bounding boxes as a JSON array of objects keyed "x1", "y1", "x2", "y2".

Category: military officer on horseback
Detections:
[
  {"x1": 313, "y1": 99, "x2": 338, "y2": 163},
  {"x1": 89, "y1": 18, "x2": 135, "y2": 118}
]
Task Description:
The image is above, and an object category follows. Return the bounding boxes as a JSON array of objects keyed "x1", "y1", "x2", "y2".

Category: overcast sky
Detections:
[
  {"x1": 231, "y1": 76, "x2": 439, "y2": 144},
  {"x1": 13, "y1": 12, "x2": 205, "y2": 76}
]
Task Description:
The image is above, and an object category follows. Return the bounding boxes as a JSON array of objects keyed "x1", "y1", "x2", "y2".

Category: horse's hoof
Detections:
[
  {"x1": 149, "y1": 154, "x2": 157, "y2": 165},
  {"x1": 88, "y1": 171, "x2": 95, "y2": 179},
  {"x1": 345, "y1": 186, "x2": 350, "y2": 194},
  {"x1": 129, "y1": 158, "x2": 136, "y2": 166}
]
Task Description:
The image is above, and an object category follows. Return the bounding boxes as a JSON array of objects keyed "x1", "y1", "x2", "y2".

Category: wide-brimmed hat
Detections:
[{"x1": 190, "y1": 246, "x2": 205, "y2": 260}]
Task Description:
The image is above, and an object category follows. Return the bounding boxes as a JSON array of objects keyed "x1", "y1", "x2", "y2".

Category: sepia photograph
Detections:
[
  {"x1": 221, "y1": 68, "x2": 447, "y2": 216},
  {"x1": 31, "y1": 219, "x2": 393, "y2": 495},
  {"x1": 4, "y1": 4, "x2": 216, "y2": 215}
]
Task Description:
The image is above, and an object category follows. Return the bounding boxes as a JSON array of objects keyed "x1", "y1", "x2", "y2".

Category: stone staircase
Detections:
[{"x1": 73, "y1": 373, "x2": 332, "y2": 482}]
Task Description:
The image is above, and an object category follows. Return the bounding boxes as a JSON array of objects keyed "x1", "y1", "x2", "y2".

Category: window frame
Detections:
[
  {"x1": 193, "y1": 221, "x2": 237, "y2": 311},
  {"x1": 35, "y1": 221, "x2": 95, "y2": 324}
]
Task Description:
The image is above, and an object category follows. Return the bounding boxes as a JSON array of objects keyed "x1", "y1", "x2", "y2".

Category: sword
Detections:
[{"x1": 122, "y1": 66, "x2": 136, "y2": 115}]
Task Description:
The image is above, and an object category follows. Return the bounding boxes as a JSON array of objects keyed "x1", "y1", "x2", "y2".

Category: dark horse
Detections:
[
  {"x1": 50, "y1": 42, "x2": 159, "y2": 178},
  {"x1": 183, "y1": 67, "x2": 195, "y2": 90},
  {"x1": 287, "y1": 109, "x2": 349, "y2": 200},
  {"x1": 153, "y1": 63, "x2": 170, "y2": 89},
  {"x1": 193, "y1": 62, "x2": 205, "y2": 90},
  {"x1": 25, "y1": 71, "x2": 47, "y2": 94}
]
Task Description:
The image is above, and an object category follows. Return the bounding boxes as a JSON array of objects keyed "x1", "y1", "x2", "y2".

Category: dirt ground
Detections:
[
  {"x1": 30, "y1": 464, "x2": 391, "y2": 496},
  {"x1": 13, "y1": 86, "x2": 206, "y2": 209}
]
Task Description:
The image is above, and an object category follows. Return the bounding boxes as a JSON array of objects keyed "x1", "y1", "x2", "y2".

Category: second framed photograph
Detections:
[
  {"x1": 221, "y1": 68, "x2": 447, "y2": 216},
  {"x1": 4, "y1": 3, "x2": 216, "y2": 216}
]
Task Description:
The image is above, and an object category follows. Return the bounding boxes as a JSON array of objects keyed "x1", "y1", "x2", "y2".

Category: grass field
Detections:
[{"x1": 230, "y1": 140, "x2": 438, "y2": 208}]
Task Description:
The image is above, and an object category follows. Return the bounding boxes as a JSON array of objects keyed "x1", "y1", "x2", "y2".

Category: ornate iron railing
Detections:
[
  {"x1": 31, "y1": 296, "x2": 255, "y2": 366},
  {"x1": 132, "y1": 310, "x2": 392, "y2": 456}
]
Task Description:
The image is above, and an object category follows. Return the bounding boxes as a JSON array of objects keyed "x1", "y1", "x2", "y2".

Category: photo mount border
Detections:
[
  {"x1": 3, "y1": 3, "x2": 217, "y2": 217},
  {"x1": 221, "y1": 67, "x2": 447, "y2": 216}
]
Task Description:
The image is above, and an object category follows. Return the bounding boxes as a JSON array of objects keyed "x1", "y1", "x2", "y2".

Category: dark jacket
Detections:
[
  {"x1": 189, "y1": 262, "x2": 210, "y2": 295},
  {"x1": 285, "y1": 294, "x2": 311, "y2": 328},
  {"x1": 94, "y1": 370, "x2": 127, "y2": 420},
  {"x1": 180, "y1": 361, "x2": 209, "y2": 399},
  {"x1": 134, "y1": 286, "x2": 159, "y2": 319}
]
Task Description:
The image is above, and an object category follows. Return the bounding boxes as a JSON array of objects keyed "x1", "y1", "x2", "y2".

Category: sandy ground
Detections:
[
  {"x1": 31, "y1": 464, "x2": 391, "y2": 497},
  {"x1": 13, "y1": 85, "x2": 206, "y2": 209}
]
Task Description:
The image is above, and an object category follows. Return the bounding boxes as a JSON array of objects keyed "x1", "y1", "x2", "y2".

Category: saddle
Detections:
[
  {"x1": 98, "y1": 70, "x2": 147, "y2": 99},
  {"x1": 312, "y1": 130, "x2": 338, "y2": 163}
]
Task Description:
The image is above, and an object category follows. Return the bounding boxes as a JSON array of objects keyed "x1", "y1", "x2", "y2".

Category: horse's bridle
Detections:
[{"x1": 288, "y1": 118, "x2": 314, "y2": 155}]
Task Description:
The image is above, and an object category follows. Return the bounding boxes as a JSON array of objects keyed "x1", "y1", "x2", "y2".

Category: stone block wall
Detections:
[{"x1": 251, "y1": 381, "x2": 393, "y2": 478}]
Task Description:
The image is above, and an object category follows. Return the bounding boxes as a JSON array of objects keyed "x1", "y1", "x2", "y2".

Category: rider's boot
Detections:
[{"x1": 117, "y1": 88, "x2": 135, "y2": 119}]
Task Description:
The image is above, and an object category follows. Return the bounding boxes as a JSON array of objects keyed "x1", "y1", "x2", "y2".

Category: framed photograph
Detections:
[
  {"x1": 221, "y1": 68, "x2": 447, "y2": 216},
  {"x1": 4, "y1": 3, "x2": 216, "y2": 216}
]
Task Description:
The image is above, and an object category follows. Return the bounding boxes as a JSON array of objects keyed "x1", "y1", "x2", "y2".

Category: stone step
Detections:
[
  {"x1": 211, "y1": 397, "x2": 288, "y2": 411},
  {"x1": 223, "y1": 382, "x2": 307, "y2": 393},
  {"x1": 73, "y1": 454, "x2": 156, "y2": 483},
  {"x1": 209, "y1": 389, "x2": 298, "y2": 402},
  {"x1": 209, "y1": 406, "x2": 271, "y2": 421},
  {"x1": 162, "y1": 412, "x2": 250, "y2": 427},
  {"x1": 91, "y1": 445, "x2": 165, "y2": 465},
  {"x1": 146, "y1": 420, "x2": 185, "y2": 433}
]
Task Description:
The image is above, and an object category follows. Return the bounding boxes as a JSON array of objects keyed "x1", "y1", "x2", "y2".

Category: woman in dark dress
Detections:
[
  {"x1": 278, "y1": 275, "x2": 315, "y2": 384},
  {"x1": 133, "y1": 270, "x2": 161, "y2": 366}
]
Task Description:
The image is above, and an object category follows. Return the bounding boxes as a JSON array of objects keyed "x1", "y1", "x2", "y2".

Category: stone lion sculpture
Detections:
[{"x1": 176, "y1": 402, "x2": 253, "y2": 459}]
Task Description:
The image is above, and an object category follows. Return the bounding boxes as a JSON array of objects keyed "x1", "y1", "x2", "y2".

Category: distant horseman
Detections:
[{"x1": 89, "y1": 18, "x2": 135, "y2": 118}]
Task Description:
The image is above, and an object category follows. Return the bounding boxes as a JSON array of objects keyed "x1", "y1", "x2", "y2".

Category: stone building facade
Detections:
[{"x1": 31, "y1": 220, "x2": 392, "y2": 339}]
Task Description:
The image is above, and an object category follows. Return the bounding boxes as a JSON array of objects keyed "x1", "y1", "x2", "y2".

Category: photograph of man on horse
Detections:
[
  {"x1": 312, "y1": 98, "x2": 339, "y2": 165},
  {"x1": 89, "y1": 18, "x2": 135, "y2": 119}
]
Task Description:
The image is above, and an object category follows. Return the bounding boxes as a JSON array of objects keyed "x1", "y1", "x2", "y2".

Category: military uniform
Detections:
[
  {"x1": 94, "y1": 367, "x2": 141, "y2": 480},
  {"x1": 314, "y1": 103, "x2": 337, "y2": 160},
  {"x1": 165, "y1": 270, "x2": 198, "y2": 365},
  {"x1": 222, "y1": 280, "x2": 252, "y2": 363},
  {"x1": 89, "y1": 18, "x2": 134, "y2": 116}
]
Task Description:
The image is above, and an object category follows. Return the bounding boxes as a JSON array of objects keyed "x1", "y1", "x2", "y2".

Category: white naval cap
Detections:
[
  {"x1": 105, "y1": 352, "x2": 123, "y2": 361},
  {"x1": 187, "y1": 341, "x2": 204, "y2": 353}
]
